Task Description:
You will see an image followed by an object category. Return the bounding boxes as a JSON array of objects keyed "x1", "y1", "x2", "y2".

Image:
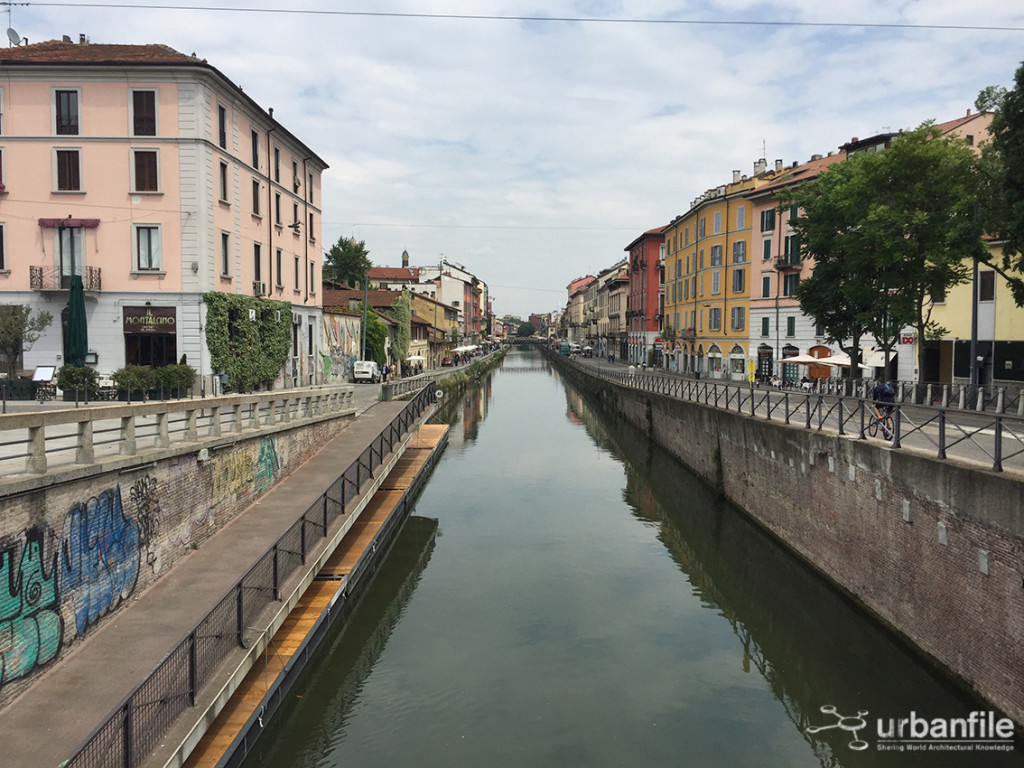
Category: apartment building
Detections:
[
  {"x1": 0, "y1": 37, "x2": 326, "y2": 389},
  {"x1": 624, "y1": 228, "x2": 664, "y2": 365}
]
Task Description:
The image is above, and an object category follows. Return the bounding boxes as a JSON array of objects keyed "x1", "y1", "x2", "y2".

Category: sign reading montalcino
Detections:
[{"x1": 123, "y1": 306, "x2": 176, "y2": 334}]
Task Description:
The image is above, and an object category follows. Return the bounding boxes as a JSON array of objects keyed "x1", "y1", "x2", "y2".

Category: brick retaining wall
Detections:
[
  {"x1": 565, "y1": 364, "x2": 1024, "y2": 726},
  {"x1": 0, "y1": 413, "x2": 353, "y2": 710}
]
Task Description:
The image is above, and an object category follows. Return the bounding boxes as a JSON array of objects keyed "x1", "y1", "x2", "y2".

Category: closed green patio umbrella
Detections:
[{"x1": 65, "y1": 273, "x2": 88, "y2": 367}]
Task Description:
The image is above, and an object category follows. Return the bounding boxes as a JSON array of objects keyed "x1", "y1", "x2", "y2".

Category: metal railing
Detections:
[
  {"x1": 561, "y1": 359, "x2": 1024, "y2": 473},
  {"x1": 64, "y1": 383, "x2": 437, "y2": 768}
]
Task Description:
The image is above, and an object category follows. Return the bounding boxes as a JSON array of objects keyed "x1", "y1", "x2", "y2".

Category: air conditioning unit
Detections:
[{"x1": 252, "y1": 281, "x2": 267, "y2": 296}]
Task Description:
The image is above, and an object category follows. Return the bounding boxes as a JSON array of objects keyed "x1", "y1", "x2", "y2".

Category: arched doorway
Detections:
[
  {"x1": 729, "y1": 344, "x2": 745, "y2": 381},
  {"x1": 757, "y1": 344, "x2": 773, "y2": 383},
  {"x1": 707, "y1": 343, "x2": 722, "y2": 378}
]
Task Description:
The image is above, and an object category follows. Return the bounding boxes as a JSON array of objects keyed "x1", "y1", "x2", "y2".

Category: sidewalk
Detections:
[{"x1": 0, "y1": 400, "x2": 409, "y2": 768}]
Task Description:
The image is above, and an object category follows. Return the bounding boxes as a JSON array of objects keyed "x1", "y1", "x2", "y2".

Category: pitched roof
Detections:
[
  {"x1": 0, "y1": 39, "x2": 197, "y2": 65},
  {"x1": 0, "y1": 39, "x2": 328, "y2": 168},
  {"x1": 369, "y1": 267, "x2": 420, "y2": 281}
]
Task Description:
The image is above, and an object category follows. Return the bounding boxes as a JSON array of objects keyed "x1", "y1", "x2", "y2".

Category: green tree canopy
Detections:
[
  {"x1": 979, "y1": 63, "x2": 1024, "y2": 305},
  {"x1": 0, "y1": 305, "x2": 53, "y2": 379},
  {"x1": 515, "y1": 322, "x2": 536, "y2": 337},
  {"x1": 781, "y1": 123, "x2": 984, "y2": 372},
  {"x1": 385, "y1": 290, "x2": 411, "y2": 362},
  {"x1": 362, "y1": 305, "x2": 388, "y2": 366},
  {"x1": 323, "y1": 236, "x2": 372, "y2": 288}
]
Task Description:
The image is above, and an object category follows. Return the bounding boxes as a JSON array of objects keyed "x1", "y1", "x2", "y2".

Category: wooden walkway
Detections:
[{"x1": 183, "y1": 424, "x2": 448, "y2": 768}]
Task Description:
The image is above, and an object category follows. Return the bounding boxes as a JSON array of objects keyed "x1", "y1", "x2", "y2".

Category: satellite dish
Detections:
[{"x1": 6, "y1": 28, "x2": 20, "y2": 46}]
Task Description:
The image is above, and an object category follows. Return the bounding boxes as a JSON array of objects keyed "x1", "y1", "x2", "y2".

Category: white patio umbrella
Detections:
[
  {"x1": 780, "y1": 354, "x2": 829, "y2": 366},
  {"x1": 406, "y1": 355, "x2": 426, "y2": 362}
]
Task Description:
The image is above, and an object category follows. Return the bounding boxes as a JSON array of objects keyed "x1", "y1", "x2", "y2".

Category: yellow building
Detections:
[
  {"x1": 925, "y1": 242, "x2": 1024, "y2": 386},
  {"x1": 662, "y1": 161, "x2": 780, "y2": 379}
]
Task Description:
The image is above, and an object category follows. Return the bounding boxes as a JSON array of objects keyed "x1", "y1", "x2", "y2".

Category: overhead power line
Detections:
[{"x1": 26, "y1": 3, "x2": 1024, "y2": 33}]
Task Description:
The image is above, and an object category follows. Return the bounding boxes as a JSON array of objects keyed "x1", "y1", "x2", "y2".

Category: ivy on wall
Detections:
[
  {"x1": 204, "y1": 293, "x2": 292, "y2": 391},
  {"x1": 385, "y1": 290, "x2": 411, "y2": 363}
]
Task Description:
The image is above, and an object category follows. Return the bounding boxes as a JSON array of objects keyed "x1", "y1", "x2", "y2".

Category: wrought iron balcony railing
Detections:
[{"x1": 29, "y1": 265, "x2": 102, "y2": 291}]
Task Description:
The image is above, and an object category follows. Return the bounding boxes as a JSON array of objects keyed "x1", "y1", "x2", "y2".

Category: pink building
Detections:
[
  {"x1": 625, "y1": 226, "x2": 665, "y2": 365},
  {"x1": 0, "y1": 38, "x2": 327, "y2": 389}
]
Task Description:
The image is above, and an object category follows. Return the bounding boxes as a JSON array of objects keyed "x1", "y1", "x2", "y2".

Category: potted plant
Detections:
[
  {"x1": 56, "y1": 364, "x2": 99, "y2": 400},
  {"x1": 112, "y1": 364, "x2": 156, "y2": 401}
]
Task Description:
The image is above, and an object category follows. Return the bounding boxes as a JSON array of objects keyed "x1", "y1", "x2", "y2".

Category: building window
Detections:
[
  {"x1": 761, "y1": 317, "x2": 770, "y2": 337},
  {"x1": 55, "y1": 149, "x2": 81, "y2": 191},
  {"x1": 709, "y1": 307, "x2": 721, "y2": 331},
  {"x1": 254, "y1": 243, "x2": 262, "y2": 283},
  {"x1": 134, "y1": 225, "x2": 161, "y2": 270},
  {"x1": 292, "y1": 160, "x2": 299, "y2": 190},
  {"x1": 979, "y1": 270, "x2": 995, "y2": 301},
  {"x1": 0, "y1": 223, "x2": 6, "y2": 270},
  {"x1": 712, "y1": 270, "x2": 720, "y2": 294},
  {"x1": 783, "y1": 273, "x2": 799, "y2": 297},
  {"x1": 275, "y1": 248, "x2": 283, "y2": 287},
  {"x1": 786, "y1": 316, "x2": 796, "y2": 337},
  {"x1": 683, "y1": 280, "x2": 688, "y2": 300},
  {"x1": 219, "y1": 162, "x2": 229, "y2": 201},
  {"x1": 309, "y1": 260, "x2": 316, "y2": 293},
  {"x1": 732, "y1": 268, "x2": 745, "y2": 293},
  {"x1": 761, "y1": 208, "x2": 776, "y2": 232},
  {"x1": 308, "y1": 172, "x2": 314, "y2": 203},
  {"x1": 815, "y1": 322, "x2": 825, "y2": 337},
  {"x1": 684, "y1": 228, "x2": 690, "y2": 246},
  {"x1": 732, "y1": 241, "x2": 746, "y2": 263},
  {"x1": 294, "y1": 254, "x2": 300, "y2": 290},
  {"x1": 131, "y1": 90, "x2": 156, "y2": 136},
  {"x1": 761, "y1": 274, "x2": 771, "y2": 298},
  {"x1": 710, "y1": 244, "x2": 722, "y2": 266},
  {"x1": 308, "y1": 212, "x2": 315, "y2": 240},
  {"x1": 762, "y1": 239, "x2": 772, "y2": 260},
  {"x1": 251, "y1": 130, "x2": 259, "y2": 168},
  {"x1": 218, "y1": 104, "x2": 227, "y2": 149},
  {"x1": 221, "y1": 232, "x2": 230, "y2": 275},
  {"x1": 292, "y1": 202, "x2": 299, "y2": 228},
  {"x1": 783, "y1": 234, "x2": 801, "y2": 265},
  {"x1": 698, "y1": 218, "x2": 705, "y2": 239},
  {"x1": 699, "y1": 250, "x2": 704, "y2": 269},
  {"x1": 275, "y1": 192, "x2": 282, "y2": 224},
  {"x1": 132, "y1": 149, "x2": 159, "y2": 192},
  {"x1": 713, "y1": 211, "x2": 722, "y2": 234},
  {"x1": 252, "y1": 179, "x2": 260, "y2": 216},
  {"x1": 55, "y1": 89, "x2": 79, "y2": 135},
  {"x1": 731, "y1": 307, "x2": 745, "y2": 331},
  {"x1": 737, "y1": 205, "x2": 745, "y2": 229},
  {"x1": 273, "y1": 147, "x2": 280, "y2": 182}
]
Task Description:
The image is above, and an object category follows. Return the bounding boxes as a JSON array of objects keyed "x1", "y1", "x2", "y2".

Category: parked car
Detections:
[
  {"x1": 352, "y1": 360, "x2": 381, "y2": 383},
  {"x1": 441, "y1": 357, "x2": 454, "y2": 367}
]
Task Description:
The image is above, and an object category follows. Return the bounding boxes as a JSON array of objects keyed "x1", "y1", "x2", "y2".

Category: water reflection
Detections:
[
  {"x1": 240, "y1": 516, "x2": 439, "y2": 767},
  {"x1": 561, "y1": 378, "x2": 1024, "y2": 767}
]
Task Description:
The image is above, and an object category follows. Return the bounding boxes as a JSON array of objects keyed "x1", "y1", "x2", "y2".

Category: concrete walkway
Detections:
[{"x1": 0, "y1": 400, "x2": 410, "y2": 768}]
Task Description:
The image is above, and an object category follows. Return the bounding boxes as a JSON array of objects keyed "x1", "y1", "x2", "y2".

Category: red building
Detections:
[{"x1": 625, "y1": 227, "x2": 666, "y2": 365}]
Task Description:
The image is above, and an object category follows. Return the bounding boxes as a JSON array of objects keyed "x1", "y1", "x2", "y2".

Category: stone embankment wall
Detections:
[
  {"x1": 560, "y1": 363, "x2": 1024, "y2": 726},
  {"x1": 0, "y1": 412, "x2": 353, "y2": 710}
]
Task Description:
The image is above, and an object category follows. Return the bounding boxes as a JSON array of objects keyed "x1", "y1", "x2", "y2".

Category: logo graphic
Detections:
[{"x1": 806, "y1": 705, "x2": 870, "y2": 751}]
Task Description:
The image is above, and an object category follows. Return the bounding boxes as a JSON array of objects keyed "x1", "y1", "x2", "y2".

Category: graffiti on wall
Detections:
[
  {"x1": 211, "y1": 451, "x2": 255, "y2": 507},
  {"x1": 322, "y1": 313, "x2": 360, "y2": 382},
  {"x1": 255, "y1": 437, "x2": 279, "y2": 493},
  {"x1": 0, "y1": 528, "x2": 62, "y2": 687},
  {"x1": 60, "y1": 487, "x2": 141, "y2": 636},
  {"x1": 128, "y1": 475, "x2": 162, "y2": 573}
]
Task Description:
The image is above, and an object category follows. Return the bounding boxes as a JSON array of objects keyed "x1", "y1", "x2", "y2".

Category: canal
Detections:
[{"x1": 242, "y1": 346, "x2": 1023, "y2": 767}]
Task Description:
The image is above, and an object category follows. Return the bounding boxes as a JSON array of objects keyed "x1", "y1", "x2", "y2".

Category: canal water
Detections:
[{"x1": 243, "y1": 347, "x2": 1023, "y2": 767}]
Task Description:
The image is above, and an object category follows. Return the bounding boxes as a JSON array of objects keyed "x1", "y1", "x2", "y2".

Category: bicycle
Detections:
[{"x1": 868, "y1": 406, "x2": 895, "y2": 440}]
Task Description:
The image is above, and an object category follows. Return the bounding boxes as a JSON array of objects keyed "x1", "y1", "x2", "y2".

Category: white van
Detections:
[{"x1": 352, "y1": 360, "x2": 381, "y2": 383}]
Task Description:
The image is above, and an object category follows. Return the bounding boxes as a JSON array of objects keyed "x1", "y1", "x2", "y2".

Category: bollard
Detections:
[
  {"x1": 996, "y1": 387, "x2": 1005, "y2": 414},
  {"x1": 941, "y1": 384, "x2": 949, "y2": 408},
  {"x1": 976, "y1": 386, "x2": 985, "y2": 412}
]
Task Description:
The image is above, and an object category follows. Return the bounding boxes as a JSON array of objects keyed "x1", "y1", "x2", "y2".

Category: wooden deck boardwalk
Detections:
[{"x1": 182, "y1": 423, "x2": 448, "y2": 768}]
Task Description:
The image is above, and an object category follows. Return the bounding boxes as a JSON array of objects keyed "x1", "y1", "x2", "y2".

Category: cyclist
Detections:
[{"x1": 872, "y1": 377, "x2": 896, "y2": 422}]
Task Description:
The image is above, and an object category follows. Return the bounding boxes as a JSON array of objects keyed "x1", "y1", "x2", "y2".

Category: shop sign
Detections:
[
  {"x1": 123, "y1": 306, "x2": 176, "y2": 334},
  {"x1": 901, "y1": 335, "x2": 916, "y2": 345}
]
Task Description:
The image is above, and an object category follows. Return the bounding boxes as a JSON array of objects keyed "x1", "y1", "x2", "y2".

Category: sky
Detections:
[{"x1": 8, "y1": 1, "x2": 1024, "y2": 318}]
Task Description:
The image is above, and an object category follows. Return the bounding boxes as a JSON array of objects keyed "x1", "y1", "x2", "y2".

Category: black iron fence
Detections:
[
  {"x1": 562, "y1": 358, "x2": 1024, "y2": 474},
  {"x1": 64, "y1": 384, "x2": 436, "y2": 768}
]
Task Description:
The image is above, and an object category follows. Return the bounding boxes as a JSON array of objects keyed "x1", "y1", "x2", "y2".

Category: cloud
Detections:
[{"x1": 14, "y1": 0, "x2": 1024, "y2": 315}]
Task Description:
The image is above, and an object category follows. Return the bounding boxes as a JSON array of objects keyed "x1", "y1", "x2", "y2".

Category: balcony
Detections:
[
  {"x1": 775, "y1": 254, "x2": 801, "y2": 271},
  {"x1": 683, "y1": 328, "x2": 697, "y2": 339},
  {"x1": 30, "y1": 266, "x2": 102, "y2": 291}
]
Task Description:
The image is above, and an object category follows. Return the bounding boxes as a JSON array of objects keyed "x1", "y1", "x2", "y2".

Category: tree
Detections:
[
  {"x1": 362, "y1": 305, "x2": 388, "y2": 366},
  {"x1": 323, "y1": 236, "x2": 372, "y2": 288},
  {"x1": 975, "y1": 85, "x2": 1008, "y2": 114},
  {"x1": 781, "y1": 123, "x2": 984, "y2": 373},
  {"x1": 979, "y1": 64, "x2": 1024, "y2": 305},
  {"x1": 385, "y1": 290, "x2": 411, "y2": 362},
  {"x1": 0, "y1": 305, "x2": 53, "y2": 379},
  {"x1": 516, "y1": 322, "x2": 536, "y2": 337}
]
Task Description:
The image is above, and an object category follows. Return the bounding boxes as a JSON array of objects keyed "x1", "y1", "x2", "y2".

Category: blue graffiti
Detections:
[
  {"x1": 60, "y1": 487, "x2": 141, "y2": 635},
  {"x1": 0, "y1": 529, "x2": 62, "y2": 686}
]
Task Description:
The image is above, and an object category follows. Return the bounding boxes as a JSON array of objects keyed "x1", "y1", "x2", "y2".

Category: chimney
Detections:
[
  {"x1": 775, "y1": 159, "x2": 783, "y2": 172},
  {"x1": 79, "y1": 33, "x2": 86, "y2": 44},
  {"x1": 732, "y1": 170, "x2": 740, "y2": 183},
  {"x1": 62, "y1": 35, "x2": 72, "y2": 43},
  {"x1": 753, "y1": 158, "x2": 767, "y2": 175}
]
